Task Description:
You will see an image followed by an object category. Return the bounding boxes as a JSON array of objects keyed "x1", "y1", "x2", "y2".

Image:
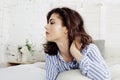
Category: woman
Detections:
[{"x1": 44, "y1": 7, "x2": 111, "y2": 80}]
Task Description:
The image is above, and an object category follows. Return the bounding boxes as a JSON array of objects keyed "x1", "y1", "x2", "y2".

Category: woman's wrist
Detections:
[{"x1": 71, "y1": 49, "x2": 83, "y2": 62}]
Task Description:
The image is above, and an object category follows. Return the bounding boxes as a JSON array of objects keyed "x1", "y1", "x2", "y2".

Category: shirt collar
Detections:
[
  {"x1": 57, "y1": 51, "x2": 76, "y2": 63},
  {"x1": 57, "y1": 51, "x2": 65, "y2": 62}
]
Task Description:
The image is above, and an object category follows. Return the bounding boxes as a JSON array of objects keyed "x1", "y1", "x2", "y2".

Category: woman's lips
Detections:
[{"x1": 46, "y1": 32, "x2": 49, "y2": 35}]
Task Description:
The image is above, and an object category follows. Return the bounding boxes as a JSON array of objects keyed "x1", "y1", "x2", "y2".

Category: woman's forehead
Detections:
[{"x1": 50, "y1": 13, "x2": 61, "y2": 20}]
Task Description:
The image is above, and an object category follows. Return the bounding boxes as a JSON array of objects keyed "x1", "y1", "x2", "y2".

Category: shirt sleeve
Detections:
[
  {"x1": 79, "y1": 44, "x2": 111, "y2": 80},
  {"x1": 45, "y1": 54, "x2": 59, "y2": 80}
]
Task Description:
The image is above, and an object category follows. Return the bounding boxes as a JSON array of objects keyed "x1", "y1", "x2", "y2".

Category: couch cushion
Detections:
[
  {"x1": 56, "y1": 69, "x2": 91, "y2": 80},
  {"x1": 94, "y1": 40, "x2": 105, "y2": 58},
  {"x1": 109, "y1": 64, "x2": 120, "y2": 80}
]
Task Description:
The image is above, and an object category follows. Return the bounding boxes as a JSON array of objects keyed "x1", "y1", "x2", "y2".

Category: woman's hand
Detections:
[{"x1": 70, "y1": 38, "x2": 83, "y2": 62}]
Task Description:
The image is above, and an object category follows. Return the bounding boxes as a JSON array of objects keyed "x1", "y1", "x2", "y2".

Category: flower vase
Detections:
[{"x1": 20, "y1": 46, "x2": 30, "y2": 62}]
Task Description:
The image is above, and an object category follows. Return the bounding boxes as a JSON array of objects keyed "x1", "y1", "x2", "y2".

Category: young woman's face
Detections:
[{"x1": 45, "y1": 13, "x2": 68, "y2": 42}]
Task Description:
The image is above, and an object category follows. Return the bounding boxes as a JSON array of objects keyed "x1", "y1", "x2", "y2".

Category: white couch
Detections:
[{"x1": 0, "y1": 40, "x2": 120, "y2": 80}]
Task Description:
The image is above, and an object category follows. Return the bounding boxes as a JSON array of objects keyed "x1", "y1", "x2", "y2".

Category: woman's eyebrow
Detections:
[{"x1": 49, "y1": 18, "x2": 55, "y2": 22}]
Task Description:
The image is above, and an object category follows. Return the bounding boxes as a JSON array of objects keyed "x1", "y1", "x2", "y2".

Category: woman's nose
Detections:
[{"x1": 44, "y1": 24, "x2": 48, "y2": 29}]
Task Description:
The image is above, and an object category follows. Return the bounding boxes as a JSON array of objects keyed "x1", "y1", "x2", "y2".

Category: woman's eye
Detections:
[{"x1": 50, "y1": 22, "x2": 55, "y2": 24}]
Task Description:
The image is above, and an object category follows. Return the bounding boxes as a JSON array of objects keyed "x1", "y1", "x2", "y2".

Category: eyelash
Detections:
[
  {"x1": 49, "y1": 22, "x2": 55, "y2": 24},
  {"x1": 49, "y1": 22, "x2": 54, "y2": 24}
]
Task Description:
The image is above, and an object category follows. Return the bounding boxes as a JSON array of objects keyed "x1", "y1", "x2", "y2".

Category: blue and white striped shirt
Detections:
[{"x1": 45, "y1": 44, "x2": 111, "y2": 80}]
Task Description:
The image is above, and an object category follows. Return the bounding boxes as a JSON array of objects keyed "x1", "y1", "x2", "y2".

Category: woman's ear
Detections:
[{"x1": 64, "y1": 26, "x2": 68, "y2": 34}]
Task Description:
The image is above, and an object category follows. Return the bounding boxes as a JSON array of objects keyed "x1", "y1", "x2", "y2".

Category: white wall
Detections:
[
  {"x1": 0, "y1": 0, "x2": 120, "y2": 64},
  {"x1": 0, "y1": 0, "x2": 10, "y2": 63},
  {"x1": 105, "y1": 4, "x2": 120, "y2": 62}
]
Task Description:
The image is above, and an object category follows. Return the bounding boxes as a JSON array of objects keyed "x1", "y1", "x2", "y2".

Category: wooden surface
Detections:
[{"x1": 8, "y1": 61, "x2": 34, "y2": 66}]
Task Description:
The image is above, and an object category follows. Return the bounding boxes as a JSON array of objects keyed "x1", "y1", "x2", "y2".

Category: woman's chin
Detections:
[{"x1": 46, "y1": 38, "x2": 52, "y2": 42}]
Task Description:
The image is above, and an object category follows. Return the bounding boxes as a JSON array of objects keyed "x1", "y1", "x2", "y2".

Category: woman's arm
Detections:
[
  {"x1": 70, "y1": 42, "x2": 111, "y2": 80},
  {"x1": 79, "y1": 44, "x2": 111, "y2": 80},
  {"x1": 46, "y1": 54, "x2": 59, "y2": 80}
]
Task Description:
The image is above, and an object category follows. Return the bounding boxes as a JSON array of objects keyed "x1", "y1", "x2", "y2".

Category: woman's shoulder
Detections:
[
  {"x1": 45, "y1": 53, "x2": 57, "y2": 58},
  {"x1": 85, "y1": 43, "x2": 101, "y2": 55},
  {"x1": 82, "y1": 43, "x2": 99, "y2": 53},
  {"x1": 87, "y1": 43, "x2": 98, "y2": 49},
  {"x1": 45, "y1": 53, "x2": 58, "y2": 61},
  {"x1": 45, "y1": 53, "x2": 59, "y2": 65}
]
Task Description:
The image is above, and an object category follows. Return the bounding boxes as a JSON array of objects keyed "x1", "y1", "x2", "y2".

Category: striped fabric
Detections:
[{"x1": 46, "y1": 44, "x2": 111, "y2": 80}]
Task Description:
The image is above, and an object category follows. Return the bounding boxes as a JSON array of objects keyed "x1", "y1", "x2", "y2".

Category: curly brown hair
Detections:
[{"x1": 44, "y1": 7, "x2": 93, "y2": 55}]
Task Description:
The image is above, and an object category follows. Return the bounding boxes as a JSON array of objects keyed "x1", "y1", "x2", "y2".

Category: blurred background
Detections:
[{"x1": 0, "y1": 0, "x2": 120, "y2": 67}]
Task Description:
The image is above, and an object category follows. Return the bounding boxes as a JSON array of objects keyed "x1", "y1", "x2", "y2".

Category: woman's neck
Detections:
[{"x1": 55, "y1": 39, "x2": 74, "y2": 62}]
